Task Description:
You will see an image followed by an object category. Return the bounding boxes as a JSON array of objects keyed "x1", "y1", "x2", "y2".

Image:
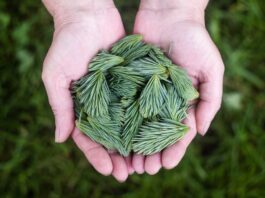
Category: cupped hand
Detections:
[
  {"x1": 132, "y1": 6, "x2": 224, "y2": 174},
  {"x1": 42, "y1": 2, "x2": 132, "y2": 181}
]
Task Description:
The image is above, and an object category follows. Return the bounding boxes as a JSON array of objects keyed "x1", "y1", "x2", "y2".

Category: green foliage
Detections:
[
  {"x1": 109, "y1": 102, "x2": 124, "y2": 127},
  {"x1": 77, "y1": 119, "x2": 116, "y2": 150},
  {"x1": 109, "y1": 66, "x2": 145, "y2": 85},
  {"x1": 148, "y1": 45, "x2": 173, "y2": 66},
  {"x1": 133, "y1": 119, "x2": 188, "y2": 155},
  {"x1": 111, "y1": 34, "x2": 151, "y2": 64},
  {"x1": 168, "y1": 65, "x2": 199, "y2": 100},
  {"x1": 74, "y1": 71, "x2": 111, "y2": 117},
  {"x1": 1, "y1": 0, "x2": 265, "y2": 197},
  {"x1": 89, "y1": 51, "x2": 124, "y2": 72},
  {"x1": 139, "y1": 75, "x2": 167, "y2": 118},
  {"x1": 122, "y1": 100, "x2": 144, "y2": 154},
  {"x1": 109, "y1": 76, "x2": 139, "y2": 97},
  {"x1": 159, "y1": 85, "x2": 188, "y2": 122},
  {"x1": 128, "y1": 57, "x2": 168, "y2": 77},
  {"x1": 72, "y1": 35, "x2": 197, "y2": 156}
]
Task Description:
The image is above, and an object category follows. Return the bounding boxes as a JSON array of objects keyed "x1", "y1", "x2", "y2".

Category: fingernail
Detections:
[
  {"x1": 55, "y1": 127, "x2": 61, "y2": 143},
  {"x1": 201, "y1": 122, "x2": 210, "y2": 136},
  {"x1": 128, "y1": 167, "x2": 135, "y2": 175},
  {"x1": 136, "y1": 169, "x2": 145, "y2": 174}
]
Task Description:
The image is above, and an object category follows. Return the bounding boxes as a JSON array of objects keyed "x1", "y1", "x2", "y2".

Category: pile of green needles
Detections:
[{"x1": 71, "y1": 35, "x2": 199, "y2": 156}]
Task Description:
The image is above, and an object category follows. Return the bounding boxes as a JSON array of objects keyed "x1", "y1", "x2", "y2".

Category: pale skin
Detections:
[{"x1": 42, "y1": 0, "x2": 224, "y2": 181}]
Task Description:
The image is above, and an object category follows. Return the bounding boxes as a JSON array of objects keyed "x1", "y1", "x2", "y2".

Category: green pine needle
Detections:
[
  {"x1": 110, "y1": 66, "x2": 145, "y2": 85},
  {"x1": 168, "y1": 65, "x2": 199, "y2": 100},
  {"x1": 148, "y1": 45, "x2": 172, "y2": 66},
  {"x1": 122, "y1": 100, "x2": 143, "y2": 155},
  {"x1": 89, "y1": 51, "x2": 124, "y2": 72},
  {"x1": 109, "y1": 76, "x2": 138, "y2": 98},
  {"x1": 159, "y1": 84, "x2": 188, "y2": 122},
  {"x1": 86, "y1": 115, "x2": 120, "y2": 142},
  {"x1": 132, "y1": 119, "x2": 188, "y2": 155},
  {"x1": 128, "y1": 57, "x2": 167, "y2": 77},
  {"x1": 109, "y1": 102, "x2": 124, "y2": 128},
  {"x1": 111, "y1": 34, "x2": 150, "y2": 64},
  {"x1": 72, "y1": 95, "x2": 82, "y2": 118},
  {"x1": 139, "y1": 75, "x2": 167, "y2": 118},
  {"x1": 122, "y1": 44, "x2": 151, "y2": 64},
  {"x1": 120, "y1": 97, "x2": 135, "y2": 108},
  {"x1": 109, "y1": 92, "x2": 119, "y2": 103},
  {"x1": 87, "y1": 115, "x2": 127, "y2": 155},
  {"x1": 75, "y1": 71, "x2": 110, "y2": 117},
  {"x1": 111, "y1": 34, "x2": 143, "y2": 55},
  {"x1": 76, "y1": 120, "x2": 116, "y2": 150},
  {"x1": 72, "y1": 34, "x2": 199, "y2": 156}
]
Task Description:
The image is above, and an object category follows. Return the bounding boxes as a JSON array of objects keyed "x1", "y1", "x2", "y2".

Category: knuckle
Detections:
[
  {"x1": 84, "y1": 145, "x2": 102, "y2": 157},
  {"x1": 72, "y1": 130, "x2": 79, "y2": 140},
  {"x1": 178, "y1": 141, "x2": 188, "y2": 151}
]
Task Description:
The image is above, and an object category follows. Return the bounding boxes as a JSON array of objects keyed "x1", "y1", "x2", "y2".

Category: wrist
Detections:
[
  {"x1": 42, "y1": 0, "x2": 116, "y2": 27},
  {"x1": 139, "y1": 0, "x2": 208, "y2": 25},
  {"x1": 140, "y1": 0, "x2": 208, "y2": 11}
]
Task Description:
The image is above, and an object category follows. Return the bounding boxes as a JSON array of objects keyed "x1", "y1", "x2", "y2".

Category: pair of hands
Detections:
[{"x1": 42, "y1": 0, "x2": 224, "y2": 182}]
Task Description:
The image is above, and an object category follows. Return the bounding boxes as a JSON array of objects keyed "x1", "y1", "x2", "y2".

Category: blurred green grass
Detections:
[{"x1": 0, "y1": 0, "x2": 265, "y2": 197}]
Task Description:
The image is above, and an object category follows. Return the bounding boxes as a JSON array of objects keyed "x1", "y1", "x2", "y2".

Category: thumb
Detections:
[
  {"x1": 42, "y1": 68, "x2": 75, "y2": 143},
  {"x1": 196, "y1": 65, "x2": 224, "y2": 135}
]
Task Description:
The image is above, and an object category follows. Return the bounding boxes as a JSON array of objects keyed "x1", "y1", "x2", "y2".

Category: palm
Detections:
[
  {"x1": 44, "y1": 9, "x2": 125, "y2": 80},
  {"x1": 42, "y1": 8, "x2": 130, "y2": 181},
  {"x1": 131, "y1": 10, "x2": 224, "y2": 174}
]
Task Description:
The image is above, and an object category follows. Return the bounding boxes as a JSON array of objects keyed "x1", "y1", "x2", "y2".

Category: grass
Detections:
[{"x1": 0, "y1": 0, "x2": 265, "y2": 197}]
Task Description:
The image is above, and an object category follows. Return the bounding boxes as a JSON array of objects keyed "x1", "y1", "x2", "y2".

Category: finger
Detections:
[
  {"x1": 144, "y1": 153, "x2": 162, "y2": 175},
  {"x1": 196, "y1": 66, "x2": 224, "y2": 135},
  {"x1": 72, "y1": 128, "x2": 113, "y2": 175},
  {"x1": 132, "y1": 154, "x2": 145, "y2": 174},
  {"x1": 162, "y1": 109, "x2": 196, "y2": 169},
  {"x1": 110, "y1": 154, "x2": 128, "y2": 182},
  {"x1": 125, "y1": 155, "x2": 135, "y2": 175},
  {"x1": 42, "y1": 68, "x2": 74, "y2": 143}
]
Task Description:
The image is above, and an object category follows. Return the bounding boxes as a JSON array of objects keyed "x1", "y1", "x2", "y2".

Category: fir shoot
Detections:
[{"x1": 72, "y1": 34, "x2": 198, "y2": 156}]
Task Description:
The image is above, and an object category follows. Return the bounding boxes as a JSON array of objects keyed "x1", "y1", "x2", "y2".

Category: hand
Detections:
[
  {"x1": 131, "y1": 1, "x2": 224, "y2": 174},
  {"x1": 42, "y1": 0, "x2": 132, "y2": 182}
]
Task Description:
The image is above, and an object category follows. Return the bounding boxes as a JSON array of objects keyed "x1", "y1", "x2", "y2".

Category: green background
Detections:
[{"x1": 0, "y1": 0, "x2": 264, "y2": 197}]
